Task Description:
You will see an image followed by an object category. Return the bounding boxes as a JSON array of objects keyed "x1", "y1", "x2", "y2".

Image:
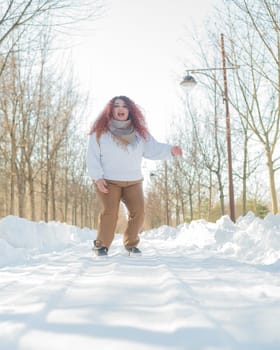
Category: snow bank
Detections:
[
  {"x1": 1, "y1": 212, "x2": 280, "y2": 267},
  {"x1": 142, "y1": 225, "x2": 178, "y2": 240},
  {"x1": 175, "y1": 212, "x2": 280, "y2": 265},
  {"x1": 0, "y1": 216, "x2": 96, "y2": 266}
]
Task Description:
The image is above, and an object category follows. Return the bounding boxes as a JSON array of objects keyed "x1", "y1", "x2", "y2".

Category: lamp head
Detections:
[{"x1": 180, "y1": 74, "x2": 197, "y2": 91}]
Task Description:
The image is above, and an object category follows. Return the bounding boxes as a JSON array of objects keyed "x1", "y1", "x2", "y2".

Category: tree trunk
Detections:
[{"x1": 266, "y1": 149, "x2": 278, "y2": 213}]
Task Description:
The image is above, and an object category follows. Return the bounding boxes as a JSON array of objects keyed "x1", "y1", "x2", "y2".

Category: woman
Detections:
[{"x1": 87, "y1": 96, "x2": 182, "y2": 256}]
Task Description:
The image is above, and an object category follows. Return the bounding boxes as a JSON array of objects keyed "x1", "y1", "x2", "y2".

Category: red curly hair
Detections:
[{"x1": 89, "y1": 96, "x2": 149, "y2": 140}]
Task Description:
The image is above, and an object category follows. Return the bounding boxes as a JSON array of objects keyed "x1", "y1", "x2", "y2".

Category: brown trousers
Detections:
[{"x1": 95, "y1": 179, "x2": 144, "y2": 249}]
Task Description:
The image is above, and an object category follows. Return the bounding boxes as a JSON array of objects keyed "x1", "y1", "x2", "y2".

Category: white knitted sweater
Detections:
[{"x1": 87, "y1": 132, "x2": 172, "y2": 181}]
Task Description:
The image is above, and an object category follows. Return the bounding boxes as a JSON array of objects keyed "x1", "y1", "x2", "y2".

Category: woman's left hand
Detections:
[{"x1": 171, "y1": 146, "x2": 183, "y2": 156}]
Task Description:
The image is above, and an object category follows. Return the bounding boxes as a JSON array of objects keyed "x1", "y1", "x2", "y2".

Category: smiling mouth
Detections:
[{"x1": 118, "y1": 113, "x2": 125, "y2": 117}]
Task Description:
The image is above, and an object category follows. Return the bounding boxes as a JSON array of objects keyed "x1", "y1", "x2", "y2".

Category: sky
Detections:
[
  {"x1": 69, "y1": 0, "x2": 221, "y2": 139},
  {"x1": 1, "y1": 213, "x2": 280, "y2": 349}
]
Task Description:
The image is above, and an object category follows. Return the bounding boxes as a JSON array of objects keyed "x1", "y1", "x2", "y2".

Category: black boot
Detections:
[
  {"x1": 125, "y1": 246, "x2": 142, "y2": 256},
  {"x1": 92, "y1": 240, "x2": 108, "y2": 256}
]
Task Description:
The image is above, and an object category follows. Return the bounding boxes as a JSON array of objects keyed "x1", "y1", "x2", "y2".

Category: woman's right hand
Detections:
[{"x1": 95, "y1": 179, "x2": 109, "y2": 193}]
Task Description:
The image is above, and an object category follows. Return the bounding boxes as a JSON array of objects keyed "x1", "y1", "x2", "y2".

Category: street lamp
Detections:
[{"x1": 181, "y1": 33, "x2": 238, "y2": 222}]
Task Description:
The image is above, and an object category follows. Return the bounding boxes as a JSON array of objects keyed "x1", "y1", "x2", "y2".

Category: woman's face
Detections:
[{"x1": 112, "y1": 99, "x2": 129, "y2": 121}]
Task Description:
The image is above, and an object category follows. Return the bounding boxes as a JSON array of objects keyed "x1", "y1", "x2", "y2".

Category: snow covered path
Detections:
[{"x1": 1, "y1": 237, "x2": 280, "y2": 350}]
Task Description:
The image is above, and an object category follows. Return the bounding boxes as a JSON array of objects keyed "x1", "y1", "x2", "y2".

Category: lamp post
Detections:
[{"x1": 180, "y1": 33, "x2": 237, "y2": 222}]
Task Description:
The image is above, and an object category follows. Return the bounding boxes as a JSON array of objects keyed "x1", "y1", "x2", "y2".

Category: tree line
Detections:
[
  {"x1": 0, "y1": 0, "x2": 279, "y2": 230},
  {"x1": 145, "y1": 0, "x2": 279, "y2": 228},
  {"x1": 0, "y1": 0, "x2": 102, "y2": 228}
]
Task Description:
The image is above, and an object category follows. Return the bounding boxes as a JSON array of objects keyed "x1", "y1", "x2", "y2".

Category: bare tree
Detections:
[
  {"x1": 0, "y1": 0, "x2": 104, "y2": 226},
  {"x1": 0, "y1": 31, "x2": 95, "y2": 227},
  {"x1": 0, "y1": 1, "x2": 103, "y2": 76},
  {"x1": 223, "y1": 0, "x2": 280, "y2": 213}
]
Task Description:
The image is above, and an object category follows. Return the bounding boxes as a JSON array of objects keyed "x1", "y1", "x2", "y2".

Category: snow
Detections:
[{"x1": 0, "y1": 213, "x2": 280, "y2": 350}]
